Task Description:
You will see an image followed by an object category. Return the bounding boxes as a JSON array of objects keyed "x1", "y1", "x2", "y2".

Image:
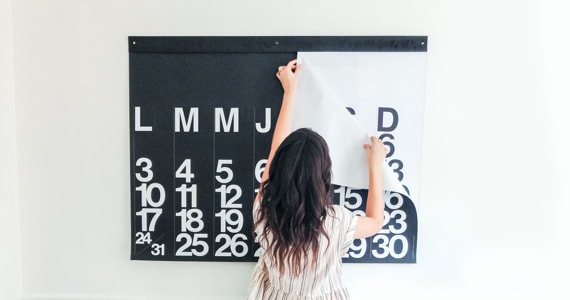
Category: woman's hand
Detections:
[
  {"x1": 276, "y1": 59, "x2": 302, "y2": 94},
  {"x1": 363, "y1": 136, "x2": 387, "y2": 168}
]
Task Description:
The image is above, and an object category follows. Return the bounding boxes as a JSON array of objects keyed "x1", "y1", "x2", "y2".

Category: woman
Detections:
[{"x1": 248, "y1": 59, "x2": 386, "y2": 299}]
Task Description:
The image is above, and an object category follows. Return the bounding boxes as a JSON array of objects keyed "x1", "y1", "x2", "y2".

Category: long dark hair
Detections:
[{"x1": 255, "y1": 128, "x2": 333, "y2": 276}]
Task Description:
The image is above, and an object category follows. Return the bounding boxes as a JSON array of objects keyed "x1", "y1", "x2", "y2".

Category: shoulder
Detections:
[
  {"x1": 326, "y1": 205, "x2": 355, "y2": 228},
  {"x1": 328, "y1": 204, "x2": 352, "y2": 219}
]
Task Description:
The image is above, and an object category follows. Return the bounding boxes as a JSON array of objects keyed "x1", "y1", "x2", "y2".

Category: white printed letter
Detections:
[
  {"x1": 175, "y1": 107, "x2": 199, "y2": 132},
  {"x1": 255, "y1": 108, "x2": 271, "y2": 133},
  {"x1": 135, "y1": 106, "x2": 153, "y2": 131},
  {"x1": 215, "y1": 107, "x2": 239, "y2": 133}
]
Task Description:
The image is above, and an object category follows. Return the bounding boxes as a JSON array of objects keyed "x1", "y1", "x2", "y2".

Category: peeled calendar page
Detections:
[
  {"x1": 129, "y1": 36, "x2": 426, "y2": 263},
  {"x1": 293, "y1": 52, "x2": 427, "y2": 201}
]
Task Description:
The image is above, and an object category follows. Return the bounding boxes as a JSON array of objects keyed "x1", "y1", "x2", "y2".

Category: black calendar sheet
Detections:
[{"x1": 129, "y1": 36, "x2": 424, "y2": 263}]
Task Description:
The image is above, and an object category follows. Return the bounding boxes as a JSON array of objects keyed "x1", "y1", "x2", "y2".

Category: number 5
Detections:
[{"x1": 215, "y1": 160, "x2": 233, "y2": 183}]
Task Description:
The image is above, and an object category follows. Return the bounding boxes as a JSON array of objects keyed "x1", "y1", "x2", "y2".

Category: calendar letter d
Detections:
[{"x1": 377, "y1": 107, "x2": 398, "y2": 132}]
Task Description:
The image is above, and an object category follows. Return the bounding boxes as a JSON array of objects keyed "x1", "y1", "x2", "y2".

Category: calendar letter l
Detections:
[{"x1": 135, "y1": 106, "x2": 153, "y2": 132}]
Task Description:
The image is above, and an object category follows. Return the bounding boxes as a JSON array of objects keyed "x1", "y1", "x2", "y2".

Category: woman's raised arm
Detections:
[
  {"x1": 354, "y1": 136, "x2": 387, "y2": 239},
  {"x1": 254, "y1": 59, "x2": 302, "y2": 204}
]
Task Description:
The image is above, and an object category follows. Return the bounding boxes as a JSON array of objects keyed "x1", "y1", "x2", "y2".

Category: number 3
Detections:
[{"x1": 136, "y1": 157, "x2": 153, "y2": 182}]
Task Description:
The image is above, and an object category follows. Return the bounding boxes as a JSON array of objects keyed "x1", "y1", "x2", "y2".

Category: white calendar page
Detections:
[{"x1": 294, "y1": 52, "x2": 427, "y2": 202}]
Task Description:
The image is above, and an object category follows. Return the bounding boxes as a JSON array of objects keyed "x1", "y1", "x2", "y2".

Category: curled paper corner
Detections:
[
  {"x1": 294, "y1": 53, "x2": 409, "y2": 196},
  {"x1": 381, "y1": 160, "x2": 409, "y2": 196}
]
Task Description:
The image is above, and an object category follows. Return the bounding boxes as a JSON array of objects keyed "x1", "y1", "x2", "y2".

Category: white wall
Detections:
[
  {"x1": 1, "y1": 0, "x2": 23, "y2": 299},
  {"x1": 9, "y1": 0, "x2": 570, "y2": 299}
]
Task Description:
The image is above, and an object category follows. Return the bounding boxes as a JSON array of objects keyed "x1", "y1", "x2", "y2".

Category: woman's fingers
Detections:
[
  {"x1": 365, "y1": 136, "x2": 387, "y2": 160},
  {"x1": 288, "y1": 59, "x2": 302, "y2": 73},
  {"x1": 287, "y1": 59, "x2": 297, "y2": 69},
  {"x1": 276, "y1": 66, "x2": 284, "y2": 77},
  {"x1": 293, "y1": 63, "x2": 303, "y2": 73},
  {"x1": 277, "y1": 59, "x2": 301, "y2": 75}
]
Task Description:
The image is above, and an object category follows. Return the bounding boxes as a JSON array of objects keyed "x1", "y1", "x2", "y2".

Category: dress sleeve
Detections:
[{"x1": 336, "y1": 205, "x2": 357, "y2": 255}]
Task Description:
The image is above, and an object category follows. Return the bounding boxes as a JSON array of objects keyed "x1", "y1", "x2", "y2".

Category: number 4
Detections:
[{"x1": 176, "y1": 159, "x2": 195, "y2": 183}]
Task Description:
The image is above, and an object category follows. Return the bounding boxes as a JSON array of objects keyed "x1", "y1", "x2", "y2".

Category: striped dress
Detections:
[{"x1": 248, "y1": 203, "x2": 357, "y2": 300}]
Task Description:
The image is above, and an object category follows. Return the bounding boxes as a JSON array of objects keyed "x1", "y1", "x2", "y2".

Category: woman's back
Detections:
[
  {"x1": 249, "y1": 204, "x2": 356, "y2": 299},
  {"x1": 249, "y1": 59, "x2": 386, "y2": 299}
]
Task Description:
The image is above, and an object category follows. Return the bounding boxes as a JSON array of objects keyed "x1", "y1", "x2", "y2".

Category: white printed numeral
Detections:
[
  {"x1": 176, "y1": 159, "x2": 195, "y2": 183},
  {"x1": 136, "y1": 183, "x2": 166, "y2": 207},
  {"x1": 215, "y1": 184, "x2": 242, "y2": 208},
  {"x1": 371, "y1": 235, "x2": 408, "y2": 259},
  {"x1": 215, "y1": 209, "x2": 244, "y2": 233},
  {"x1": 255, "y1": 159, "x2": 267, "y2": 183},
  {"x1": 176, "y1": 209, "x2": 205, "y2": 232},
  {"x1": 334, "y1": 187, "x2": 363, "y2": 210},
  {"x1": 215, "y1": 233, "x2": 248, "y2": 257},
  {"x1": 135, "y1": 157, "x2": 154, "y2": 182},
  {"x1": 136, "y1": 208, "x2": 162, "y2": 231},
  {"x1": 176, "y1": 233, "x2": 209, "y2": 256},
  {"x1": 176, "y1": 184, "x2": 197, "y2": 208},
  {"x1": 344, "y1": 238, "x2": 367, "y2": 259},
  {"x1": 135, "y1": 232, "x2": 152, "y2": 244},
  {"x1": 151, "y1": 243, "x2": 165, "y2": 256},
  {"x1": 215, "y1": 159, "x2": 234, "y2": 183}
]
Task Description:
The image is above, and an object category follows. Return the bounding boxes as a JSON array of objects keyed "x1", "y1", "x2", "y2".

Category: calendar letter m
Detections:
[{"x1": 215, "y1": 107, "x2": 239, "y2": 133}]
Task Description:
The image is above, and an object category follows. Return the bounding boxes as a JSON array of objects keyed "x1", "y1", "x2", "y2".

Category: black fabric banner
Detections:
[{"x1": 129, "y1": 36, "x2": 425, "y2": 262}]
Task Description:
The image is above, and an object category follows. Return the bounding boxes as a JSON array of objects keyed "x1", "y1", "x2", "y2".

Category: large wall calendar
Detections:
[{"x1": 129, "y1": 36, "x2": 427, "y2": 263}]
